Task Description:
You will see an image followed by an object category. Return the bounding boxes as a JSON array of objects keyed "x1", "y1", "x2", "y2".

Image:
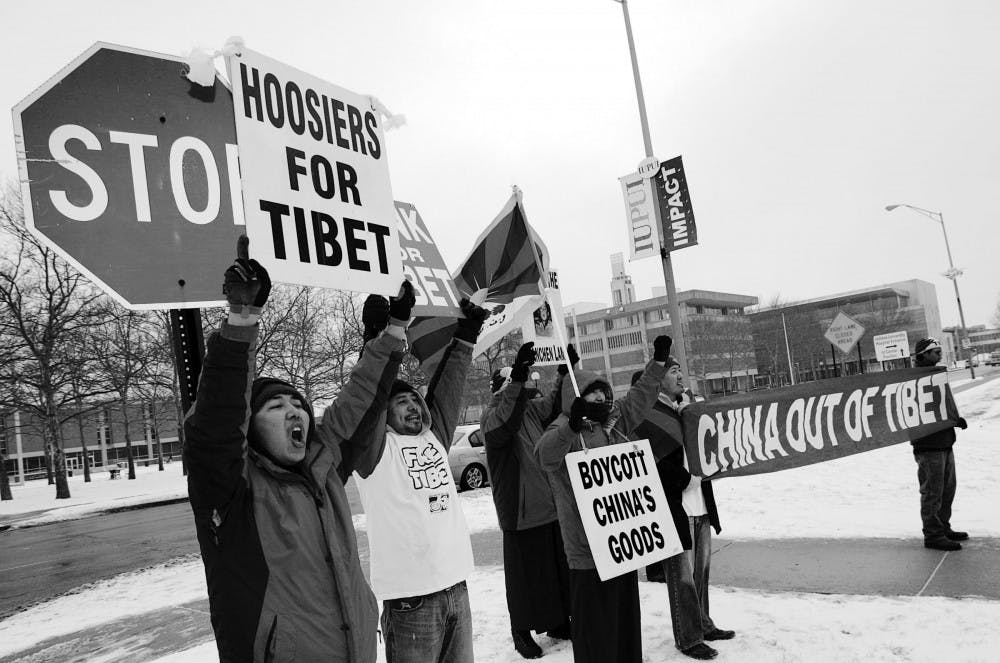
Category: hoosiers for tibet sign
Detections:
[{"x1": 228, "y1": 48, "x2": 402, "y2": 295}]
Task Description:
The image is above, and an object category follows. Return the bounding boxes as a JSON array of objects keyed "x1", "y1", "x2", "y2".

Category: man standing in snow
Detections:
[
  {"x1": 185, "y1": 237, "x2": 413, "y2": 662},
  {"x1": 354, "y1": 298, "x2": 488, "y2": 663},
  {"x1": 535, "y1": 335, "x2": 671, "y2": 663},
  {"x1": 630, "y1": 362, "x2": 734, "y2": 661},
  {"x1": 910, "y1": 337, "x2": 969, "y2": 551},
  {"x1": 482, "y1": 342, "x2": 575, "y2": 659}
]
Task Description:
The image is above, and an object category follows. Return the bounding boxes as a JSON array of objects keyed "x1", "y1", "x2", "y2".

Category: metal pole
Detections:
[
  {"x1": 782, "y1": 312, "x2": 795, "y2": 385},
  {"x1": 857, "y1": 339, "x2": 864, "y2": 374},
  {"x1": 938, "y1": 212, "x2": 975, "y2": 379},
  {"x1": 617, "y1": 0, "x2": 690, "y2": 378},
  {"x1": 830, "y1": 344, "x2": 839, "y2": 378},
  {"x1": 169, "y1": 308, "x2": 206, "y2": 414}
]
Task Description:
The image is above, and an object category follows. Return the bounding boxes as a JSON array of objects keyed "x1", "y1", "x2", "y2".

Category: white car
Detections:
[{"x1": 449, "y1": 424, "x2": 489, "y2": 491}]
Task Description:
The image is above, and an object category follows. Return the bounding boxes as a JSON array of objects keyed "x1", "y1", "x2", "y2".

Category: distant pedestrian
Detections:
[
  {"x1": 184, "y1": 236, "x2": 411, "y2": 662},
  {"x1": 630, "y1": 364, "x2": 733, "y2": 661},
  {"x1": 911, "y1": 338, "x2": 969, "y2": 551},
  {"x1": 482, "y1": 342, "x2": 575, "y2": 658}
]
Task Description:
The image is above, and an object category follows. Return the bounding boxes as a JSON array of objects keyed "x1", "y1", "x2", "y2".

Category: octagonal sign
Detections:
[{"x1": 12, "y1": 42, "x2": 244, "y2": 309}]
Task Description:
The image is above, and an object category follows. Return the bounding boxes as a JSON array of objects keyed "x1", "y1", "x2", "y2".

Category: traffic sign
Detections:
[
  {"x1": 824, "y1": 311, "x2": 866, "y2": 355},
  {"x1": 13, "y1": 43, "x2": 244, "y2": 309},
  {"x1": 873, "y1": 331, "x2": 909, "y2": 362},
  {"x1": 961, "y1": 337, "x2": 973, "y2": 350}
]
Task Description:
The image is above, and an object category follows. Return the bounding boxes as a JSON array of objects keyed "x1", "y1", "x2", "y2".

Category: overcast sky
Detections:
[{"x1": 3, "y1": 0, "x2": 998, "y2": 327}]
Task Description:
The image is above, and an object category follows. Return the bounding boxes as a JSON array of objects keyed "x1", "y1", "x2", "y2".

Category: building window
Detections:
[
  {"x1": 581, "y1": 339, "x2": 604, "y2": 354},
  {"x1": 0, "y1": 415, "x2": 7, "y2": 457}
]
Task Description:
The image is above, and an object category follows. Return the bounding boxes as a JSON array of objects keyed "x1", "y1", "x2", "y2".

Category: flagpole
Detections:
[{"x1": 616, "y1": 0, "x2": 691, "y2": 380}]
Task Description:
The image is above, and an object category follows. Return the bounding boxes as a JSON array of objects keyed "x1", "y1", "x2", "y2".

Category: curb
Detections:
[{"x1": 0, "y1": 496, "x2": 190, "y2": 531}]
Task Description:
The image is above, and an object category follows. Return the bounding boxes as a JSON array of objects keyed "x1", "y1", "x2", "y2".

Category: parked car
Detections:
[
  {"x1": 988, "y1": 351, "x2": 1000, "y2": 367},
  {"x1": 449, "y1": 424, "x2": 489, "y2": 491}
]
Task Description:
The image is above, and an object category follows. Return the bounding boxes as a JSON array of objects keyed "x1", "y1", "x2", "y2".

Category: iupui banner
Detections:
[
  {"x1": 407, "y1": 191, "x2": 548, "y2": 376},
  {"x1": 520, "y1": 274, "x2": 568, "y2": 366},
  {"x1": 619, "y1": 170, "x2": 661, "y2": 261},
  {"x1": 228, "y1": 48, "x2": 402, "y2": 294},
  {"x1": 395, "y1": 201, "x2": 461, "y2": 317},
  {"x1": 654, "y1": 156, "x2": 697, "y2": 253},
  {"x1": 682, "y1": 367, "x2": 961, "y2": 479},
  {"x1": 567, "y1": 439, "x2": 683, "y2": 581}
]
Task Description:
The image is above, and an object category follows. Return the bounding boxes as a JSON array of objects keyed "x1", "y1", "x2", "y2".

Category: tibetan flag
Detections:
[{"x1": 407, "y1": 190, "x2": 548, "y2": 377}]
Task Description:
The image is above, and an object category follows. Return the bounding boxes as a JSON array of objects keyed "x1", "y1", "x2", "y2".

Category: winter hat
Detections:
[
  {"x1": 389, "y1": 379, "x2": 420, "y2": 400},
  {"x1": 491, "y1": 366, "x2": 513, "y2": 394},
  {"x1": 581, "y1": 379, "x2": 613, "y2": 402},
  {"x1": 630, "y1": 356, "x2": 680, "y2": 387},
  {"x1": 914, "y1": 338, "x2": 942, "y2": 355}
]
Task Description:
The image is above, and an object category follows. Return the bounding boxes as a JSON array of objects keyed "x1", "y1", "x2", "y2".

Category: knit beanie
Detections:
[{"x1": 248, "y1": 377, "x2": 314, "y2": 452}]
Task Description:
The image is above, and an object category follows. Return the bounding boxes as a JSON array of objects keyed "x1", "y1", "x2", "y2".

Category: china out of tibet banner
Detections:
[{"x1": 682, "y1": 367, "x2": 960, "y2": 479}]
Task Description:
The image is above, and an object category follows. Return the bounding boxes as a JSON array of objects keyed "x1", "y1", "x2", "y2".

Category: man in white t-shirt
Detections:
[
  {"x1": 630, "y1": 361, "x2": 734, "y2": 661},
  {"x1": 354, "y1": 298, "x2": 487, "y2": 663}
]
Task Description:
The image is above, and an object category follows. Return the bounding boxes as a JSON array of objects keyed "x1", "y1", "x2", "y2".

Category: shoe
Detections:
[
  {"x1": 512, "y1": 629, "x2": 543, "y2": 659},
  {"x1": 545, "y1": 622, "x2": 571, "y2": 640},
  {"x1": 646, "y1": 566, "x2": 666, "y2": 583},
  {"x1": 924, "y1": 538, "x2": 961, "y2": 551},
  {"x1": 704, "y1": 628, "x2": 736, "y2": 641},
  {"x1": 680, "y1": 643, "x2": 719, "y2": 660},
  {"x1": 946, "y1": 530, "x2": 969, "y2": 541}
]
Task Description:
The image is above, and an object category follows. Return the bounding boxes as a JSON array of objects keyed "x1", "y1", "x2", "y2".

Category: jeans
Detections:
[
  {"x1": 664, "y1": 515, "x2": 716, "y2": 651},
  {"x1": 915, "y1": 450, "x2": 957, "y2": 541},
  {"x1": 381, "y1": 581, "x2": 474, "y2": 663}
]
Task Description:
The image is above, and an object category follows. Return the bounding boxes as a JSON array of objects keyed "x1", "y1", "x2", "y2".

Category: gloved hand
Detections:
[
  {"x1": 558, "y1": 343, "x2": 579, "y2": 376},
  {"x1": 957, "y1": 417, "x2": 968, "y2": 430},
  {"x1": 455, "y1": 298, "x2": 489, "y2": 343},
  {"x1": 361, "y1": 294, "x2": 390, "y2": 345},
  {"x1": 388, "y1": 280, "x2": 416, "y2": 322},
  {"x1": 568, "y1": 397, "x2": 588, "y2": 433},
  {"x1": 224, "y1": 235, "x2": 271, "y2": 316},
  {"x1": 510, "y1": 342, "x2": 536, "y2": 382},
  {"x1": 653, "y1": 335, "x2": 673, "y2": 362}
]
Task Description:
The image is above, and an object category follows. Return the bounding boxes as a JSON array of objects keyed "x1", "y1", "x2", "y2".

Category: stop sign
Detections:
[{"x1": 13, "y1": 42, "x2": 243, "y2": 309}]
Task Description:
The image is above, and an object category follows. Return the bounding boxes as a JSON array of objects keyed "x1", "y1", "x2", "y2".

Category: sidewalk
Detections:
[{"x1": 3, "y1": 531, "x2": 998, "y2": 662}]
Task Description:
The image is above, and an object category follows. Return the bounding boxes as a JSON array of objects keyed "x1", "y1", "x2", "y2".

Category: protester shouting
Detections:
[
  {"x1": 630, "y1": 362, "x2": 734, "y2": 661},
  {"x1": 354, "y1": 297, "x2": 488, "y2": 663},
  {"x1": 482, "y1": 342, "x2": 578, "y2": 659},
  {"x1": 184, "y1": 236, "x2": 412, "y2": 663},
  {"x1": 910, "y1": 337, "x2": 970, "y2": 551},
  {"x1": 535, "y1": 335, "x2": 671, "y2": 663}
]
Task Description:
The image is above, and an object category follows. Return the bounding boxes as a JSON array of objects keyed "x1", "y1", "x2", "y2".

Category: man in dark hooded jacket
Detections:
[
  {"x1": 535, "y1": 335, "x2": 671, "y2": 663},
  {"x1": 184, "y1": 237, "x2": 414, "y2": 663},
  {"x1": 482, "y1": 342, "x2": 576, "y2": 658}
]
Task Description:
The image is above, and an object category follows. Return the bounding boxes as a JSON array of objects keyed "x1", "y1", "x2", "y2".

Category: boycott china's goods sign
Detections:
[
  {"x1": 228, "y1": 48, "x2": 402, "y2": 295},
  {"x1": 395, "y1": 201, "x2": 461, "y2": 316},
  {"x1": 681, "y1": 366, "x2": 960, "y2": 479},
  {"x1": 567, "y1": 440, "x2": 682, "y2": 580}
]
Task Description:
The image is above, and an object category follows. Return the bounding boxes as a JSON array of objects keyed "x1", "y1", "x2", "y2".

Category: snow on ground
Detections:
[
  {"x1": 3, "y1": 561, "x2": 998, "y2": 663},
  {"x1": 713, "y1": 376, "x2": 1000, "y2": 540},
  {"x1": 0, "y1": 462, "x2": 188, "y2": 528}
]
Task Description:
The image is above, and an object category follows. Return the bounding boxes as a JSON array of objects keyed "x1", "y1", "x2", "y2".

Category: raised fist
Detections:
[{"x1": 224, "y1": 235, "x2": 271, "y2": 315}]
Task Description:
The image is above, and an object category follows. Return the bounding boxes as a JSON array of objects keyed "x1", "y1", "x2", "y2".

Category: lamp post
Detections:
[{"x1": 885, "y1": 204, "x2": 975, "y2": 379}]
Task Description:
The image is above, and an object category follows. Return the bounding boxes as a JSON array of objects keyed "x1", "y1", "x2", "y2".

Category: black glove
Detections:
[
  {"x1": 957, "y1": 417, "x2": 968, "y2": 430},
  {"x1": 361, "y1": 294, "x2": 390, "y2": 344},
  {"x1": 558, "y1": 343, "x2": 579, "y2": 376},
  {"x1": 653, "y1": 335, "x2": 673, "y2": 362},
  {"x1": 568, "y1": 397, "x2": 588, "y2": 433},
  {"x1": 510, "y1": 342, "x2": 536, "y2": 382},
  {"x1": 224, "y1": 235, "x2": 271, "y2": 315},
  {"x1": 454, "y1": 298, "x2": 489, "y2": 343},
  {"x1": 388, "y1": 280, "x2": 416, "y2": 322}
]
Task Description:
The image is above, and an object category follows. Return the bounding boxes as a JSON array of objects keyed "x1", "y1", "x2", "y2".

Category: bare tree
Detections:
[{"x1": 0, "y1": 188, "x2": 110, "y2": 498}]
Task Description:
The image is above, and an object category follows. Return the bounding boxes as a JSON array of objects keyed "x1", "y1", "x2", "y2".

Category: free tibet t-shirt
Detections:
[{"x1": 356, "y1": 428, "x2": 474, "y2": 600}]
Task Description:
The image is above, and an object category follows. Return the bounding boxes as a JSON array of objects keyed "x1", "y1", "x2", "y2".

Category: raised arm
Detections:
[{"x1": 614, "y1": 336, "x2": 670, "y2": 434}]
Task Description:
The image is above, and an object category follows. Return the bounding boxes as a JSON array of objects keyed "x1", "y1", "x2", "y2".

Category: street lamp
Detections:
[{"x1": 885, "y1": 204, "x2": 975, "y2": 379}]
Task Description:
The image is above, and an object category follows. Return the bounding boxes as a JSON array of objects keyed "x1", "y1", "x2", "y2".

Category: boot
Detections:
[
  {"x1": 946, "y1": 530, "x2": 969, "y2": 541},
  {"x1": 924, "y1": 537, "x2": 961, "y2": 551},
  {"x1": 512, "y1": 629, "x2": 543, "y2": 659},
  {"x1": 545, "y1": 621, "x2": 571, "y2": 640}
]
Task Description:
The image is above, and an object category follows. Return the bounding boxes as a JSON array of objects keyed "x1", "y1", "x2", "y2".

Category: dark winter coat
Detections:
[
  {"x1": 910, "y1": 360, "x2": 962, "y2": 453},
  {"x1": 631, "y1": 397, "x2": 721, "y2": 550},
  {"x1": 535, "y1": 361, "x2": 666, "y2": 569},
  {"x1": 184, "y1": 322, "x2": 403, "y2": 663},
  {"x1": 482, "y1": 376, "x2": 563, "y2": 532}
]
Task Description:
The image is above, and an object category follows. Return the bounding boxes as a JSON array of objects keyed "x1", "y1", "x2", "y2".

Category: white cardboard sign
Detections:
[
  {"x1": 521, "y1": 283, "x2": 569, "y2": 366},
  {"x1": 566, "y1": 439, "x2": 682, "y2": 580},
  {"x1": 228, "y1": 48, "x2": 402, "y2": 294}
]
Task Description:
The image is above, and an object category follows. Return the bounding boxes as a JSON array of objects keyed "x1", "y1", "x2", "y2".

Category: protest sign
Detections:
[
  {"x1": 682, "y1": 366, "x2": 960, "y2": 479},
  {"x1": 228, "y1": 48, "x2": 402, "y2": 294},
  {"x1": 566, "y1": 439, "x2": 682, "y2": 580},
  {"x1": 520, "y1": 274, "x2": 568, "y2": 366},
  {"x1": 395, "y1": 201, "x2": 460, "y2": 316}
]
